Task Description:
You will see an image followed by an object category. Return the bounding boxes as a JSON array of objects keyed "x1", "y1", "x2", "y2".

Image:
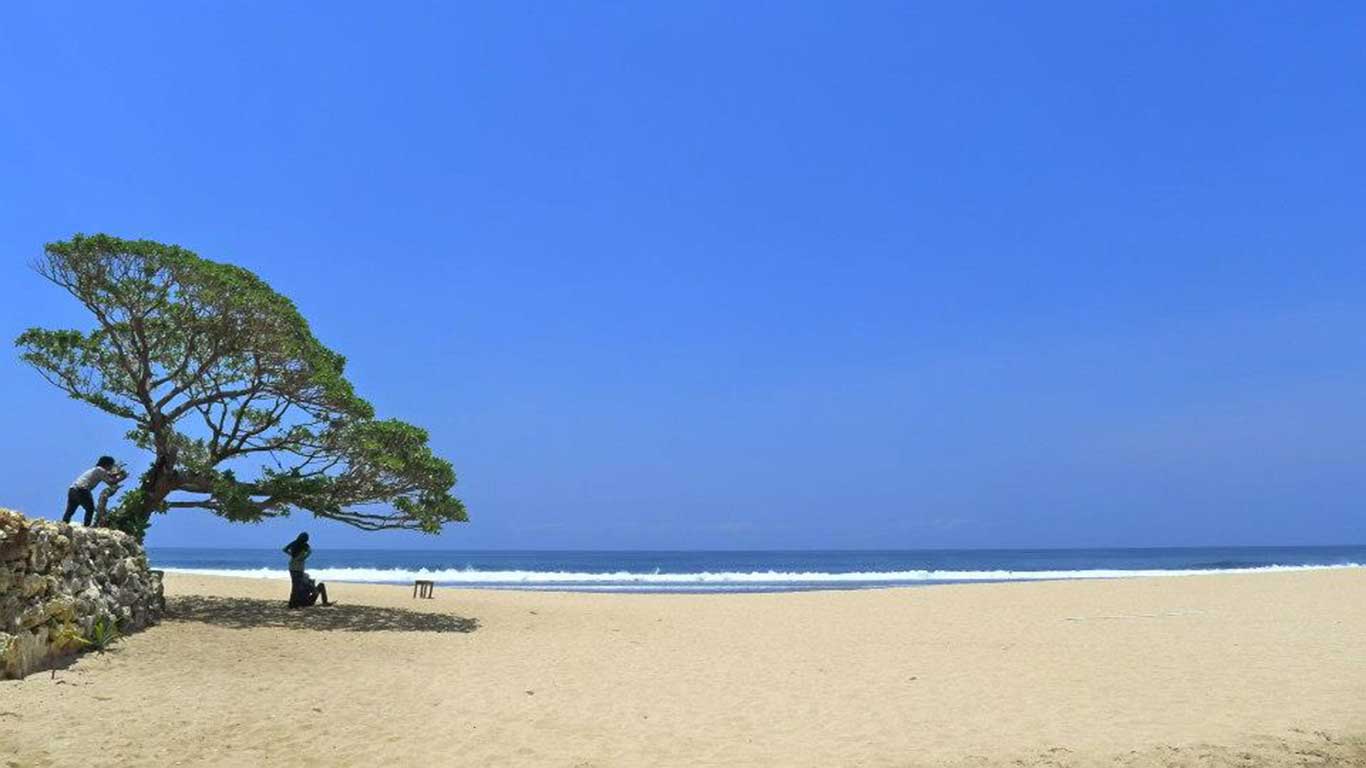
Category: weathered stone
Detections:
[
  {"x1": 17, "y1": 602, "x2": 48, "y2": 630},
  {"x1": 43, "y1": 596, "x2": 76, "y2": 623},
  {"x1": 0, "y1": 626, "x2": 49, "y2": 678},
  {"x1": 1, "y1": 627, "x2": 49, "y2": 678},
  {"x1": 0, "y1": 508, "x2": 162, "y2": 679},
  {"x1": 0, "y1": 596, "x2": 19, "y2": 629},
  {"x1": 0, "y1": 521, "x2": 27, "y2": 562},
  {"x1": 19, "y1": 573, "x2": 48, "y2": 598},
  {"x1": 111, "y1": 557, "x2": 130, "y2": 584}
]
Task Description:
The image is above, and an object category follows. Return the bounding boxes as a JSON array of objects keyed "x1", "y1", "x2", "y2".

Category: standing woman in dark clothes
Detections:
[{"x1": 283, "y1": 532, "x2": 331, "y2": 608}]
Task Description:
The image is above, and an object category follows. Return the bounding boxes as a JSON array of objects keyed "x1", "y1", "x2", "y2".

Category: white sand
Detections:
[{"x1": 3, "y1": 568, "x2": 1364, "y2": 767}]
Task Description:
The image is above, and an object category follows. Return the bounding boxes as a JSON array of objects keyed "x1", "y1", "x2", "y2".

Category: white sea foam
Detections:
[{"x1": 158, "y1": 562, "x2": 1364, "y2": 588}]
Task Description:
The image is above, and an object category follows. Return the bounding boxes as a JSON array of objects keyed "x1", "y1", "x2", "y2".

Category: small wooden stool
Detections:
[{"x1": 413, "y1": 579, "x2": 435, "y2": 599}]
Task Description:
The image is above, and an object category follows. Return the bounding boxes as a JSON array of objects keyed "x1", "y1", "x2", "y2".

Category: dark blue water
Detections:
[{"x1": 148, "y1": 545, "x2": 1366, "y2": 593}]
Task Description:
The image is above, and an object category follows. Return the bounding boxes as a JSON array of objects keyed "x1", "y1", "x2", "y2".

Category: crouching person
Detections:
[{"x1": 292, "y1": 572, "x2": 332, "y2": 608}]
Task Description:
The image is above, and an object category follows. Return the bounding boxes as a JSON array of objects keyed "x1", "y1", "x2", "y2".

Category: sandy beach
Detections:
[{"x1": 3, "y1": 568, "x2": 1364, "y2": 767}]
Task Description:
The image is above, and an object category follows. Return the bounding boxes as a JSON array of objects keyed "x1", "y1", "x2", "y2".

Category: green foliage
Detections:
[
  {"x1": 52, "y1": 616, "x2": 121, "y2": 655},
  {"x1": 16, "y1": 234, "x2": 466, "y2": 537},
  {"x1": 86, "y1": 617, "x2": 123, "y2": 653},
  {"x1": 105, "y1": 483, "x2": 162, "y2": 541}
]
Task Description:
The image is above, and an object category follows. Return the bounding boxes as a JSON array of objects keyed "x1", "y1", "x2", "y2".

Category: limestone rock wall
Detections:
[{"x1": 0, "y1": 508, "x2": 163, "y2": 679}]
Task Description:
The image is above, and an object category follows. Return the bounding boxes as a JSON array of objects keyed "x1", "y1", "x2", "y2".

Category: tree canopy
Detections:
[{"x1": 16, "y1": 234, "x2": 466, "y2": 539}]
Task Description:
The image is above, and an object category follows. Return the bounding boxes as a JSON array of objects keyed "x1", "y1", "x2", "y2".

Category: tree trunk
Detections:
[
  {"x1": 142, "y1": 451, "x2": 177, "y2": 511},
  {"x1": 95, "y1": 481, "x2": 121, "y2": 527},
  {"x1": 126, "y1": 447, "x2": 180, "y2": 538}
]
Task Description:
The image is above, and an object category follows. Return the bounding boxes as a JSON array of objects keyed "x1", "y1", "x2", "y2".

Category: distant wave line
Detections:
[{"x1": 157, "y1": 562, "x2": 1364, "y2": 585}]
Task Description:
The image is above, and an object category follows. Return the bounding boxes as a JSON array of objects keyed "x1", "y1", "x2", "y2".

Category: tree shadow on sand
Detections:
[{"x1": 166, "y1": 595, "x2": 479, "y2": 634}]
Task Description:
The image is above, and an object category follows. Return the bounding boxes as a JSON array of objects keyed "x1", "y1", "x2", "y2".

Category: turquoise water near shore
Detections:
[{"x1": 149, "y1": 545, "x2": 1366, "y2": 593}]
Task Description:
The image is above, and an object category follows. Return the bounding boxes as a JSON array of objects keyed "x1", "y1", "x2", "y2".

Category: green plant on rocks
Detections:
[{"x1": 85, "y1": 616, "x2": 122, "y2": 654}]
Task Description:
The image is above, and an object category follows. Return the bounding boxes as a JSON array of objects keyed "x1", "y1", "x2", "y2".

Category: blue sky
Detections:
[{"x1": 2, "y1": 2, "x2": 1364, "y2": 549}]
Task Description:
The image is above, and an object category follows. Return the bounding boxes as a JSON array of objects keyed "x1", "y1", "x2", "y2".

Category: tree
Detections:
[{"x1": 16, "y1": 234, "x2": 466, "y2": 539}]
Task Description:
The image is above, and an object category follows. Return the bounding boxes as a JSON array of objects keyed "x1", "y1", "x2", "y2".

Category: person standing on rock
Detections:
[{"x1": 62, "y1": 456, "x2": 127, "y2": 527}]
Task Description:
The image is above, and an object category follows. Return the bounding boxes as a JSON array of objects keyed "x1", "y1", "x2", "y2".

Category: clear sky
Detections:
[{"x1": 2, "y1": 2, "x2": 1364, "y2": 550}]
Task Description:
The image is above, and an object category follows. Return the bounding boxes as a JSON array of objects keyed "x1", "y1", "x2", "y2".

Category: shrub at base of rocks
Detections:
[{"x1": 0, "y1": 508, "x2": 164, "y2": 679}]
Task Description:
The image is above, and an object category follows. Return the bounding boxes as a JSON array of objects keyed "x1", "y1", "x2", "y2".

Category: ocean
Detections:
[{"x1": 148, "y1": 545, "x2": 1366, "y2": 593}]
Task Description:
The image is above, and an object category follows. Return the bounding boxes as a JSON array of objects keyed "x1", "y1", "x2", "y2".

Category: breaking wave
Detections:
[{"x1": 159, "y1": 562, "x2": 1363, "y2": 591}]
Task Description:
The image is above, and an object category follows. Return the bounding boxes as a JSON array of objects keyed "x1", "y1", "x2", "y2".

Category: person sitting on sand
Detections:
[
  {"x1": 63, "y1": 455, "x2": 127, "y2": 527},
  {"x1": 283, "y1": 532, "x2": 332, "y2": 608}
]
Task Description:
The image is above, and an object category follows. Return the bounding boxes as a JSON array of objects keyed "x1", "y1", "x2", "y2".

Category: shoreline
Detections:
[
  {"x1": 5, "y1": 568, "x2": 1365, "y2": 766},
  {"x1": 148, "y1": 561, "x2": 1366, "y2": 595}
]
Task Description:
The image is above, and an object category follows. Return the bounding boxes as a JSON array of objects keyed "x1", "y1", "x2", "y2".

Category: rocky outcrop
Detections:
[{"x1": 0, "y1": 508, "x2": 163, "y2": 679}]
